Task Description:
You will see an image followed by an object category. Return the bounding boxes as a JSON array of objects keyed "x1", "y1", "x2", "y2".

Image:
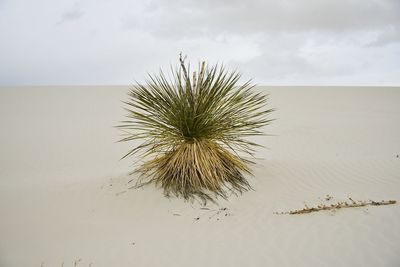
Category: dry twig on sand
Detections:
[{"x1": 274, "y1": 198, "x2": 396, "y2": 215}]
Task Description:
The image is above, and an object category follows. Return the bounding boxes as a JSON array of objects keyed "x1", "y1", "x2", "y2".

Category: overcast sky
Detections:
[{"x1": 0, "y1": 0, "x2": 399, "y2": 86}]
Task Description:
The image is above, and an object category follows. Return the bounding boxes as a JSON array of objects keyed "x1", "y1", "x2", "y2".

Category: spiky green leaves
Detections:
[{"x1": 119, "y1": 55, "x2": 274, "y2": 202}]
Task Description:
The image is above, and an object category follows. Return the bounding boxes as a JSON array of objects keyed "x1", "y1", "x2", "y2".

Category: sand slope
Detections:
[{"x1": 0, "y1": 86, "x2": 399, "y2": 267}]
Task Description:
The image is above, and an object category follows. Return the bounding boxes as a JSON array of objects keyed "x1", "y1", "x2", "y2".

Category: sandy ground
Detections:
[{"x1": 0, "y1": 86, "x2": 399, "y2": 267}]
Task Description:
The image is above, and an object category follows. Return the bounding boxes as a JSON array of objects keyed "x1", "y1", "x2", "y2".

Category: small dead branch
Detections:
[{"x1": 274, "y1": 198, "x2": 396, "y2": 215}]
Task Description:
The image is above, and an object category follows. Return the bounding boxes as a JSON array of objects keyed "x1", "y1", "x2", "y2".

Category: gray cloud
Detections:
[
  {"x1": 365, "y1": 26, "x2": 400, "y2": 47},
  {"x1": 124, "y1": 0, "x2": 400, "y2": 37},
  {"x1": 57, "y1": 3, "x2": 84, "y2": 24},
  {"x1": 0, "y1": 0, "x2": 399, "y2": 85},
  {"x1": 120, "y1": 0, "x2": 400, "y2": 85}
]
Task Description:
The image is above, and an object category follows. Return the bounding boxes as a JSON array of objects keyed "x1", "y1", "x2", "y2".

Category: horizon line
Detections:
[{"x1": 1, "y1": 84, "x2": 399, "y2": 88}]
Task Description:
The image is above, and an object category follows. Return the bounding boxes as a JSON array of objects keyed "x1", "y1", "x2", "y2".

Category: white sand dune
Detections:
[{"x1": 1, "y1": 86, "x2": 399, "y2": 267}]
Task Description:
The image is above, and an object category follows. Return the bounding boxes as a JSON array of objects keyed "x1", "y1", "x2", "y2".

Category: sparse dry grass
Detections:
[{"x1": 119, "y1": 54, "x2": 273, "y2": 202}]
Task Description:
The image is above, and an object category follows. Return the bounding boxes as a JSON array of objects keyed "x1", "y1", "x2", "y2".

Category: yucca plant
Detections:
[{"x1": 119, "y1": 55, "x2": 274, "y2": 202}]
